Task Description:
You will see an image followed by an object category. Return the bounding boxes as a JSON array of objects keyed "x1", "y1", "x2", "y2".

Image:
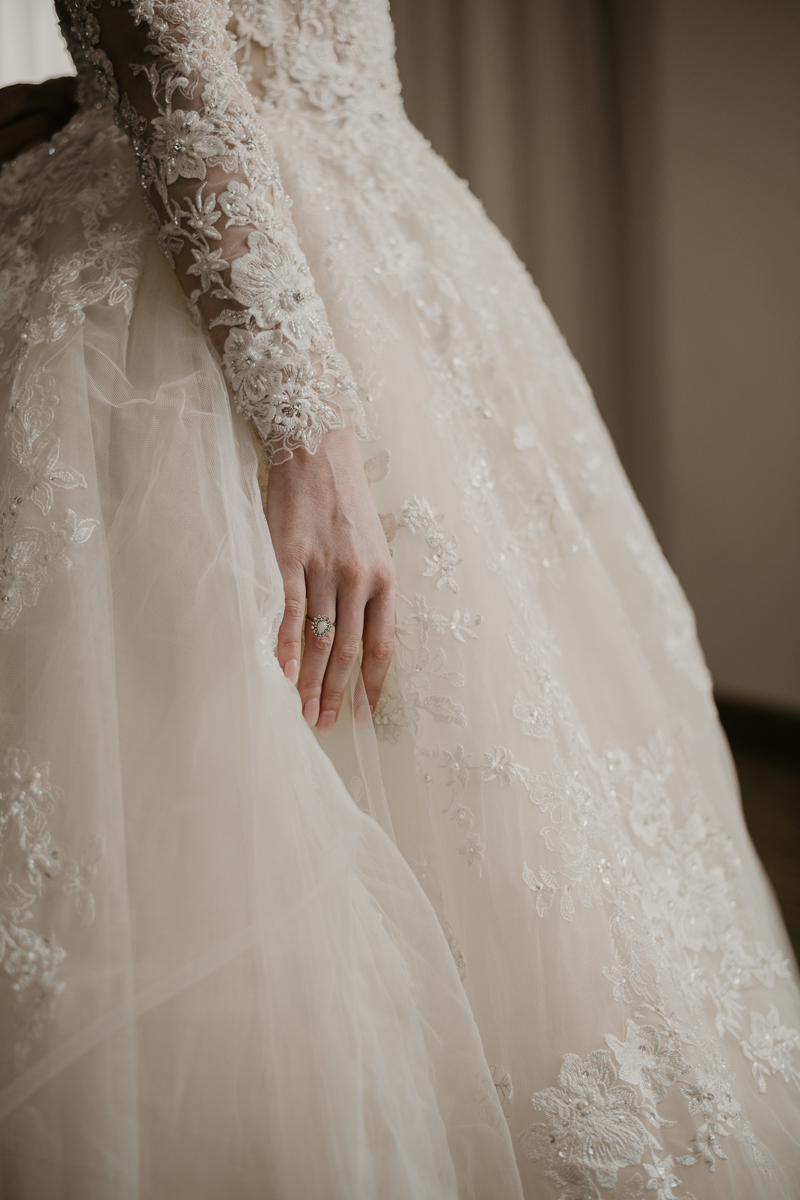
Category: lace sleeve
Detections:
[{"x1": 59, "y1": 0, "x2": 357, "y2": 464}]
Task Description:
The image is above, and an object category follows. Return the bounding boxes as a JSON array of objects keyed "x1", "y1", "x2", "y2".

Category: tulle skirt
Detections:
[
  {"x1": 1, "y1": 93, "x2": 799, "y2": 1200},
  {"x1": 264, "y1": 93, "x2": 800, "y2": 1197},
  {"x1": 0, "y1": 108, "x2": 522, "y2": 1199}
]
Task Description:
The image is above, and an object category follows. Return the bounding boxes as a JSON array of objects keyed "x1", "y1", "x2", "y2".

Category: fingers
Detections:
[
  {"x1": 296, "y1": 587, "x2": 337, "y2": 729},
  {"x1": 279, "y1": 558, "x2": 394, "y2": 734},
  {"x1": 361, "y1": 587, "x2": 396, "y2": 714},
  {"x1": 317, "y1": 587, "x2": 365, "y2": 738},
  {"x1": 276, "y1": 565, "x2": 305, "y2": 688}
]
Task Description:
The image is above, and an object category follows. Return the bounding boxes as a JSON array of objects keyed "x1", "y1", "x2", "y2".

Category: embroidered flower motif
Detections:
[
  {"x1": 627, "y1": 770, "x2": 673, "y2": 847},
  {"x1": 60, "y1": 0, "x2": 357, "y2": 465},
  {"x1": 222, "y1": 327, "x2": 301, "y2": 414},
  {"x1": 218, "y1": 180, "x2": 272, "y2": 227},
  {"x1": 183, "y1": 188, "x2": 223, "y2": 239},
  {"x1": 1, "y1": 511, "x2": 98, "y2": 630},
  {"x1": 399, "y1": 497, "x2": 461, "y2": 592},
  {"x1": 0, "y1": 749, "x2": 103, "y2": 1060},
  {"x1": 513, "y1": 691, "x2": 552, "y2": 739},
  {"x1": 271, "y1": 363, "x2": 343, "y2": 453},
  {"x1": 452, "y1": 803, "x2": 474, "y2": 831},
  {"x1": 286, "y1": 36, "x2": 357, "y2": 111},
  {"x1": 606, "y1": 1020, "x2": 690, "y2": 1104},
  {"x1": 458, "y1": 831, "x2": 485, "y2": 871},
  {"x1": 522, "y1": 862, "x2": 558, "y2": 916},
  {"x1": 401, "y1": 595, "x2": 481, "y2": 646},
  {"x1": 481, "y1": 745, "x2": 532, "y2": 792},
  {"x1": 522, "y1": 1049, "x2": 656, "y2": 1189},
  {"x1": 187, "y1": 246, "x2": 229, "y2": 291},
  {"x1": 676, "y1": 1064, "x2": 760, "y2": 1172},
  {"x1": 230, "y1": 231, "x2": 320, "y2": 349},
  {"x1": 150, "y1": 109, "x2": 226, "y2": 184},
  {"x1": 643, "y1": 1153, "x2": 681, "y2": 1198},
  {"x1": 372, "y1": 689, "x2": 405, "y2": 743},
  {"x1": 646, "y1": 847, "x2": 734, "y2": 953},
  {"x1": 741, "y1": 1006, "x2": 800, "y2": 1093}
]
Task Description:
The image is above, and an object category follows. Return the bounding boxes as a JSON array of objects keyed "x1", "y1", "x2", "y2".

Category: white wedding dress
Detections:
[{"x1": 0, "y1": 2, "x2": 798, "y2": 1197}]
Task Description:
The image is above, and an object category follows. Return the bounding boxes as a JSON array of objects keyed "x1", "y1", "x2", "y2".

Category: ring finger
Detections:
[{"x1": 297, "y1": 587, "x2": 337, "y2": 727}]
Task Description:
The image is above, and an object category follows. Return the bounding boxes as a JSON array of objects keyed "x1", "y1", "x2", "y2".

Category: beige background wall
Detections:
[
  {"x1": 658, "y1": 1, "x2": 800, "y2": 711},
  {"x1": 392, "y1": 0, "x2": 800, "y2": 713}
]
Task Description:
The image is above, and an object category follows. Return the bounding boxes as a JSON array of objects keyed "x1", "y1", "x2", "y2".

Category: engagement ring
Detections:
[{"x1": 307, "y1": 614, "x2": 336, "y2": 639}]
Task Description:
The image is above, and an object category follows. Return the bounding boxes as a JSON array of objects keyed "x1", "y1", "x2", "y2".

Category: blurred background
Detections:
[{"x1": 1, "y1": 0, "x2": 798, "y2": 946}]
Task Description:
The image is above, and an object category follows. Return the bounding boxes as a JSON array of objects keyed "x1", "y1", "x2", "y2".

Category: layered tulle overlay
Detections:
[
  {"x1": 0, "y1": 113, "x2": 523, "y2": 1198},
  {"x1": 1, "y1": 1, "x2": 799, "y2": 1197}
]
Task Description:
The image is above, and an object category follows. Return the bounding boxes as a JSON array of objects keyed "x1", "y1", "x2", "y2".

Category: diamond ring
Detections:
[{"x1": 307, "y1": 613, "x2": 336, "y2": 639}]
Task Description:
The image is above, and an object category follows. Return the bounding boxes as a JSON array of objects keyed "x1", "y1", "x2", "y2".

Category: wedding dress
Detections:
[{"x1": 0, "y1": 2, "x2": 798, "y2": 1198}]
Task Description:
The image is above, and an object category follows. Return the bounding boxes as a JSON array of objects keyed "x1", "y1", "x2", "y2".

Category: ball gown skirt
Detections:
[{"x1": 0, "y1": 46, "x2": 799, "y2": 1200}]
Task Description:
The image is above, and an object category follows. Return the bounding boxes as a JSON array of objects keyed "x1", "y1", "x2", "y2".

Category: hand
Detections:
[
  {"x1": 0, "y1": 77, "x2": 78, "y2": 166},
  {"x1": 267, "y1": 426, "x2": 396, "y2": 736}
]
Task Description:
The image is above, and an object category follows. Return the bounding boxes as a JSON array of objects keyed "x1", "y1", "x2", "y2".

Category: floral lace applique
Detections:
[
  {"x1": 375, "y1": 507, "x2": 473, "y2": 747},
  {"x1": 515, "y1": 722, "x2": 797, "y2": 1192},
  {"x1": 398, "y1": 496, "x2": 461, "y2": 593},
  {"x1": 605, "y1": 1019, "x2": 690, "y2": 1107},
  {"x1": 741, "y1": 1006, "x2": 800, "y2": 1094},
  {"x1": 0, "y1": 749, "x2": 103, "y2": 1061},
  {"x1": 371, "y1": 681, "x2": 405, "y2": 743},
  {"x1": 231, "y1": 0, "x2": 401, "y2": 122},
  {"x1": 521, "y1": 1048, "x2": 660, "y2": 1191},
  {"x1": 421, "y1": 745, "x2": 482, "y2": 871},
  {"x1": 0, "y1": 116, "x2": 143, "y2": 630},
  {"x1": 521, "y1": 1024, "x2": 774, "y2": 1197},
  {"x1": 60, "y1": 0, "x2": 358, "y2": 463},
  {"x1": 480, "y1": 744, "x2": 533, "y2": 792},
  {"x1": 401, "y1": 594, "x2": 481, "y2": 646}
]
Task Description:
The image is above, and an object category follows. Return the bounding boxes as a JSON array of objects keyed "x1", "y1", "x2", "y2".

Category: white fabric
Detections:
[
  {"x1": 1, "y1": 2, "x2": 799, "y2": 1198},
  {"x1": 0, "y1": 139, "x2": 522, "y2": 1196}
]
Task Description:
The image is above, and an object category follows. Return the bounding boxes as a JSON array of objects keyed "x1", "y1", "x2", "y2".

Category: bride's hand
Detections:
[{"x1": 266, "y1": 427, "x2": 396, "y2": 736}]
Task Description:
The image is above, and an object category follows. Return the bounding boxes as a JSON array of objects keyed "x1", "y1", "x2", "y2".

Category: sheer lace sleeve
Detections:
[{"x1": 59, "y1": 0, "x2": 357, "y2": 464}]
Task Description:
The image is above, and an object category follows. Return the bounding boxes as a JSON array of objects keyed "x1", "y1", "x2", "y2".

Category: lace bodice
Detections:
[
  {"x1": 230, "y1": 0, "x2": 401, "y2": 119},
  {"x1": 57, "y1": 0, "x2": 400, "y2": 463}
]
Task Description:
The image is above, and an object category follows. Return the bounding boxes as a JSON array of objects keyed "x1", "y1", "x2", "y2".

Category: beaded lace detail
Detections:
[
  {"x1": 0, "y1": 0, "x2": 796, "y2": 1189},
  {"x1": 0, "y1": 749, "x2": 103, "y2": 1060},
  {"x1": 59, "y1": 0, "x2": 357, "y2": 463}
]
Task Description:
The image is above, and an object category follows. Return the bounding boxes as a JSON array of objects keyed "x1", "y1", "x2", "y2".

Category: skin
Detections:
[
  {"x1": 1, "y1": 79, "x2": 396, "y2": 734},
  {"x1": 268, "y1": 426, "x2": 396, "y2": 735}
]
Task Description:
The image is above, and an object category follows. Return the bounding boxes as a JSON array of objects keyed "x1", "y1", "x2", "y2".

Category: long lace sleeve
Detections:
[{"x1": 59, "y1": 0, "x2": 357, "y2": 464}]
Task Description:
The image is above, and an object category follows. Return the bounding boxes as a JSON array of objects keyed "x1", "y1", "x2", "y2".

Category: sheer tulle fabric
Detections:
[
  {"x1": 0, "y1": 146, "x2": 522, "y2": 1197},
  {"x1": 242, "y1": 15, "x2": 800, "y2": 1197},
  {"x1": 1, "y1": 0, "x2": 799, "y2": 1196}
]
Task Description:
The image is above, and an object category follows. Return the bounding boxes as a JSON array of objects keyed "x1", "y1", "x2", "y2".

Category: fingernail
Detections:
[
  {"x1": 284, "y1": 658, "x2": 299, "y2": 685},
  {"x1": 317, "y1": 710, "x2": 336, "y2": 738},
  {"x1": 303, "y1": 698, "x2": 320, "y2": 727}
]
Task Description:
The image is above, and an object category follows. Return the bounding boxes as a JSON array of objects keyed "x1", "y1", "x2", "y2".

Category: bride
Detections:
[{"x1": 1, "y1": 1, "x2": 798, "y2": 1196}]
